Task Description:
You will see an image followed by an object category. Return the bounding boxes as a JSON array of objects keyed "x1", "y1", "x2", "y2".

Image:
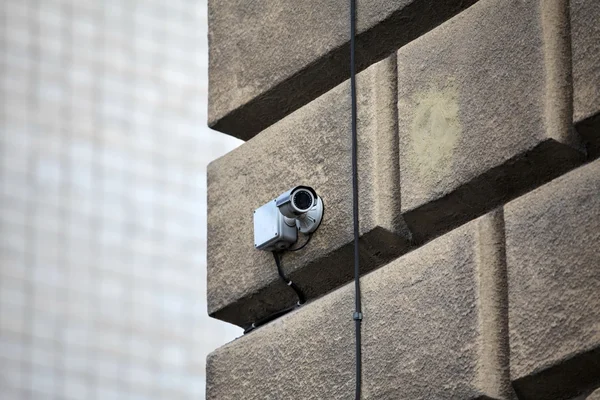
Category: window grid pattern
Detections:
[{"x1": 0, "y1": 0, "x2": 241, "y2": 399}]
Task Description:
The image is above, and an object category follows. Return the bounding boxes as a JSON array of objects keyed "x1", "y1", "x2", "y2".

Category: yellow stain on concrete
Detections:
[{"x1": 409, "y1": 82, "x2": 462, "y2": 192}]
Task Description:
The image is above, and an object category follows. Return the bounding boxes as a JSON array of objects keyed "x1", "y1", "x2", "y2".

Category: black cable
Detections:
[
  {"x1": 288, "y1": 232, "x2": 312, "y2": 252},
  {"x1": 350, "y1": 0, "x2": 363, "y2": 399},
  {"x1": 273, "y1": 251, "x2": 306, "y2": 305},
  {"x1": 243, "y1": 304, "x2": 296, "y2": 334},
  {"x1": 243, "y1": 251, "x2": 307, "y2": 334}
]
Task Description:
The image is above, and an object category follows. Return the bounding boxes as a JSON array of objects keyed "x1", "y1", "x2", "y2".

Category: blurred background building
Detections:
[{"x1": 0, "y1": 0, "x2": 242, "y2": 398}]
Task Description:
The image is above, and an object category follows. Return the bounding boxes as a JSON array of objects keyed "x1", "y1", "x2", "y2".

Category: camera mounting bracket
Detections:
[{"x1": 295, "y1": 196, "x2": 323, "y2": 234}]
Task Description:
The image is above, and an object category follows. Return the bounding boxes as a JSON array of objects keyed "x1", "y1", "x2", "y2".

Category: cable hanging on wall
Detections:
[
  {"x1": 349, "y1": 0, "x2": 363, "y2": 398},
  {"x1": 243, "y1": 248, "x2": 308, "y2": 334}
]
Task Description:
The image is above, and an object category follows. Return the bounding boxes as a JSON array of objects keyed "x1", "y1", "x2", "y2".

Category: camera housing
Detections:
[{"x1": 254, "y1": 186, "x2": 324, "y2": 251}]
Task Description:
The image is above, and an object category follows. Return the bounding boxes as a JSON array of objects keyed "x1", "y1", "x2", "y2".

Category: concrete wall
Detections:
[{"x1": 207, "y1": 0, "x2": 600, "y2": 398}]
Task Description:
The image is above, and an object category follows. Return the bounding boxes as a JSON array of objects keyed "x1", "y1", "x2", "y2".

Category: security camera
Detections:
[{"x1": 254, "y1": 186, "x2": 324, "y2": 251}]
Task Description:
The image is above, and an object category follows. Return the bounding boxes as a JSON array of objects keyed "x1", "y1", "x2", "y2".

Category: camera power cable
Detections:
[
  {"x1": 272, "y1": 251, "x2": 306, "y2": 305},
  {"x1": 243, "y1": 237, "x2": 310, "y2": 334}
]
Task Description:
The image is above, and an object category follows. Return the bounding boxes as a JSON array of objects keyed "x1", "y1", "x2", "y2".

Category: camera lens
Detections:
[{"x1": 293, "y1": 190, "x2": 313, "y2": 211}]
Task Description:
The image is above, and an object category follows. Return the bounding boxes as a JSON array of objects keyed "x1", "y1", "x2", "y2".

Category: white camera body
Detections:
[{"x1": 253, "y1": 186, "x2": 324, "y2": 251}]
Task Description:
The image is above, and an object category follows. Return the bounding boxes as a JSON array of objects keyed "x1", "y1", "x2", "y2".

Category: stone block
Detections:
[
  {"x1": 572, "y1": 0, "x2": 600, "y2": 158},
  {"x1": 207, "y1": 56, "x2": 412, "y2": 328},
  {"x1": 396, "y1": 0, "x2": 585, "y2": 243},
  {"x1": 208, "y1": 0, "x2": 478, "y2": 140},
  {"x1": 207, "y1": 211, "x2": 512, "y2": 400},
  {"x1": 505, "y1": 160, "x2": 600, "y2": 400},
  {"x1": 589, "y1": 388, "x2": 600, "y2": 400}
]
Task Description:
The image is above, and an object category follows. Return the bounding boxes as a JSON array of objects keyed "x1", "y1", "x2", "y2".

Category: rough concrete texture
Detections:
[
  {"x1": 207, "y1": 56, "x2": 413, "y2": 328},
  {"x1": 505, "y1": 159, "x2": 600, "y2": 400},
  {"x1": 396, "y1": 0, "x2": 585, "y2": 244},
  {"x1": 208, "y1": 0, "x2": 478, "y2": 140},
  {"x1": 207, "y1": 211, "x2": 513, "y2": 400},
  {"x1": 572, "y1": 0, "x2": 600, "y2": 158},
  {"x1": 588, "y1": 388, "x2": 600, "y2": 400}
]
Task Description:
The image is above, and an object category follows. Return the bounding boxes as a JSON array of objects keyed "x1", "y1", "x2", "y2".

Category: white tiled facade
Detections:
[{"x1": 0, "y1": 0, "x2": 242, "y2": 398}]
